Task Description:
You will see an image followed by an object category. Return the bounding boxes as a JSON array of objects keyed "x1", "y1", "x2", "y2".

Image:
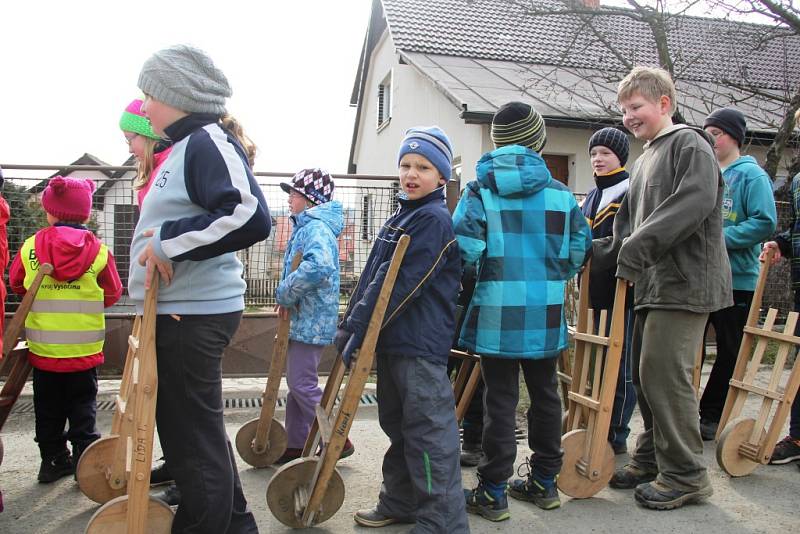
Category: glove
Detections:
[
  {"x1": 333, "y1": 328, "x2": 352, "y2": 355},
  {"x1": 341, "y1": 334, "x2": 361, "y2": 369}
]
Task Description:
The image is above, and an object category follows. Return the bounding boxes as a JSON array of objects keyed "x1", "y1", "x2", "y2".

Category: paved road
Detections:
[{"x1": 0, "y1": 369, "x2": 797, "y2": 533}]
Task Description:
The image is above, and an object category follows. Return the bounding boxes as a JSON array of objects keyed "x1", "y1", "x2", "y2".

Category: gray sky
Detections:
[{"x1": 1, "y1": 0, "x2": 371, "y2": 174}]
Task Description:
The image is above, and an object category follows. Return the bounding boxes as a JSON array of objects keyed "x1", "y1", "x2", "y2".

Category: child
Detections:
[
  {"x1": 275, "y1": 168, "x2": 353, "y2": 463},
  {"x1": 454, "y1": 101, "x2": 592, "y2": 520},
  {"x1": 699, "y1": 107, "x2": 776, "y2": 440},
  {"x1": 131, "y1": 44, "x2": 270, "y2": 532},
  {"x1": 336, "y1": 126, "x2": 468, "y2": 532},
  {"x1": 119, "y1": 98, "x2": 173, "y2": 208},
  {"x1": 594, "y1": 67, "x2": 732, "y2": 510},
  {"x1": 120, "y1": 98, "x2": 179, "y2": 503},
  {"x1": 761, "y1": 107, "x2": 800, "y2": 467},
  {"x1": 9, "y1": 176, "x2": 123, "y2": 483},
  {"x1": 580, "y1": 127, "x2": 637, "y2": 455}
]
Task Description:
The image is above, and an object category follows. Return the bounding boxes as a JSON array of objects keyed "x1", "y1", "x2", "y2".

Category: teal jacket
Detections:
[
  {"x1": 721, "y1": 156, "x2": 777, "y2": 291},
  {"x1": 452, "y1": 145, "x2": 592, "y2": 358}
]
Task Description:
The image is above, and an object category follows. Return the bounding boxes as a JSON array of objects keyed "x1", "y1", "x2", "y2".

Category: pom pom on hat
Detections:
[
  {"x1": 42, "y1": 176, "x2": 96, "y2": 222},
  {"x1": 119, "y1": 99, "x2": 160, "y2": 140}
]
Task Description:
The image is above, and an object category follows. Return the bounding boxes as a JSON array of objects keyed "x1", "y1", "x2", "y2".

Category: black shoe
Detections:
[
  {"x1": 769, "y1": 435, "x2": 800, "y2": 465},
  {"x1": 353, "y1": 508, "x2": 410, "y2": 528},
  {"x1": 464, "y1": 479, "x2": 510, "y2": 521},
  {"x1": 460, "y1": 443, "x2": 482, "y2": 467},
  {"x1": 150, "y1": 459, "x2": 174, "y2": 487},
  {"x1": 634, "y1": 480, "x2": 712, "y2": 510},
  {"x1": 38, "y1": 452, "x2": 73, "y2": 483},
  {"x1": 153, "y1": 483, "x2": 181, "y2": 506},
  {"x1": 699, "y1": 418, "x2": 718, "y2": 441},
  {"x1": 609, "y1": 463, "x2": 658, "y2": 489},
  {"x1": 275, "y1": 448, "x2": 303, "y2": 465}
]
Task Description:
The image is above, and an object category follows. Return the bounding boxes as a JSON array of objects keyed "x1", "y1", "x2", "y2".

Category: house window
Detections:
[{"x1": 377, "y1": 71, "x2": 392, "y2": 130}]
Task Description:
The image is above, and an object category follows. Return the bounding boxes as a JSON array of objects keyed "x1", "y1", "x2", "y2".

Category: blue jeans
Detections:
[{"x1": 595, "y1": 307, "x2": 637, "y2": 450}]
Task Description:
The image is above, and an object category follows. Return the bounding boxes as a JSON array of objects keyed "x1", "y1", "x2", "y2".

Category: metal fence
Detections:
[{"x1": 0, "y1": 165, "x2": 408, "y2": 312}]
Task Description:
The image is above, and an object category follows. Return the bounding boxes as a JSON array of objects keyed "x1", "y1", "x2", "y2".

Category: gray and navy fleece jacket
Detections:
[
  {"x1": 340, "y1": 187, "x2": 461, "y2": 365},
  {"x1": 128, "y1": 114, "x2": 271, "y2": 314}
]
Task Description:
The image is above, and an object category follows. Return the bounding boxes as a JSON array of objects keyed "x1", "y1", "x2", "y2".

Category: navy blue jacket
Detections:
[{"x1": 341, "y1": 187, "x2": 461, "y2": 365}]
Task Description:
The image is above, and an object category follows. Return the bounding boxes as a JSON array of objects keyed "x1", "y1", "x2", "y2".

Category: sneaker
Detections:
[
  {"x1": 38, "y1": 452, "x2": 73, "y2": 483},
  {"x1": 507, "y1": 457, "x2": 561, "y2": 510},
  {"x1": 699, "y1": 418, "x2": 718, "y2": 442},
  {"x1": 353, "y1": 508, "x2": 407, "y2": 528},
  {"x1": 275, "y1": 447, "x2": 303, "y2": 465},
  {"x1": 150, "y1": 458, "x2": 174, "y2": 486},
  {"x1": 634, "y1": 480, "x2": 712, "y2": 510},
  {"x1": 152, "y1": 483, "x2": 181, "y2": 507},
  {"x1": 460, "y1": 443, "x2": 482, "y2": 467},
  {"x1": 769, "y1": 435, "x2": 800, "y2": 465},
  {"x1": 464, "y1": 477, "x2": 510, "y2": 521},
  {"x1": 609, "y1": 463, "x2": 658, "y2": 489}
]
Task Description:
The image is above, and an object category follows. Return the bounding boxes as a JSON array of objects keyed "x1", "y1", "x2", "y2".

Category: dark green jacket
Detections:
[{"x1": 594, "y1": 125, "x2": 733, "y2": 313}]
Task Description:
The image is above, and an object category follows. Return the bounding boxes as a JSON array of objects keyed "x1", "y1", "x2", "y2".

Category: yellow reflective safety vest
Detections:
[{"x1": 21, "y1": 235, "x2": 108, "y2": 358}]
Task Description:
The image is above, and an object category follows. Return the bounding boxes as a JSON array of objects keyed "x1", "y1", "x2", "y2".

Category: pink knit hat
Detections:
[{"x1": 42, "y1": 176, "x2": 96, "y2": 222}]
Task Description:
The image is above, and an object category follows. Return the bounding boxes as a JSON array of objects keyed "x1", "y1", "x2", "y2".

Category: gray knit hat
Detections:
[{"x1": 137, "y1": 44, "x2": 232, "y2": 115}]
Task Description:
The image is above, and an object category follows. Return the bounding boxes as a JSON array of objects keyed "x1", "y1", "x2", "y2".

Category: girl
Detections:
[
  {"x1": 275, "y1": 168, "x2": 352, "y2": 464},
  {"x1": 119, "y1": 99, "x2": 173, "y2": 207},
  {"x1": 131, "y1": 44, "x2": 271, "y2": 533}
]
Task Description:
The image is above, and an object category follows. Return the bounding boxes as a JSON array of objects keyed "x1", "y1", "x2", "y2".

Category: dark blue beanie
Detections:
[{"x1": 397, "y1": 126, "x2": 454, "y2": 181}]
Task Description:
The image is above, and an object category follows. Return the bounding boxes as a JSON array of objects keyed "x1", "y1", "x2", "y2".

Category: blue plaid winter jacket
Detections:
[
  {"x1": 452, "y1": 145, "x2": 592, "y2": 359},
  {"x1": 276, "y1": 201, "x2": 343, "y2": 345}
]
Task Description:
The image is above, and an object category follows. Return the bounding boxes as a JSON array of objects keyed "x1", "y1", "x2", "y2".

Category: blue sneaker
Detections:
[
  {"x1": 464, "y1": 477, "x2": 510, "y2": 522},
  {"x1": 508, "y1": 458, "x2": 561, "y2": 510}
]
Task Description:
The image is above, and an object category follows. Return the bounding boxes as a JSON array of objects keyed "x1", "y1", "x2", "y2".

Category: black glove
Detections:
[{"x1": 333, "y1": 328, "x2": 352, "y2": 355}]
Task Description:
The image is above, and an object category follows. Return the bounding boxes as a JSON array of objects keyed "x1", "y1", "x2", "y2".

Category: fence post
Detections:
[{"x1": 446, "y1": 179, "x2": 460, "y2": 215}]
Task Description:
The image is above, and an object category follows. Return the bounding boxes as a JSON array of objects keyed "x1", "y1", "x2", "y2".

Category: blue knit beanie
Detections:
[{"x1": 397, "y1": 126, "x2": 454, "y2": 181}]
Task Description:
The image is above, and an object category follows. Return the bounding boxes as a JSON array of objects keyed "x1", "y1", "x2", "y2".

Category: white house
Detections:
[{"x1": 349, "y1": 0, "x2": 800, "y2": 193}]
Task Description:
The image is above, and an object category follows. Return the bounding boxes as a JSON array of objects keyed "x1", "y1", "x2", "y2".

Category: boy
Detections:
[
  {"x1": 581, "y1": 127, "x2": 637, "y2": 455},
  {"x1": 699, "y1": 107, "x2": 777, "y2": 440},
  {"x1": 9, "y1": 176, "x2": 122, "y2": 483},
  {"x1": 275, "y1": 168, "x2": 353, "y2": 464},
  {"x1": 335, "y1": 126, "x2": 468, "y2": 533},
  {"x1": 761, "y1": 107, "x2": 800, "y2": 467},
  {"x1": 594, "y1": 67, "x2": 732, "y2": 510},
  {"x1": 454, "y1": 101, "x2": 592, "y2": 520}
]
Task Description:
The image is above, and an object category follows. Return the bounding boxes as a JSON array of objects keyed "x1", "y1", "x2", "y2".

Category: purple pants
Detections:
[{"x1": 286, "y1": 341, "x2": 324, "y2": 448}]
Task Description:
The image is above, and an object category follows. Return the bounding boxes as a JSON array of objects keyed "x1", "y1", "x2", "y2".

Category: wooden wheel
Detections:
[
  {"x1": 235, "y1": 417, "x2": 288, "y2": 468},
  {"x1": 716, "y1": 417, "x2": 764, "y2": 477},
  {"x1": 557, "y1": 429, "x2": 615, "y2": 498},
  {"x1": 85, "y1": 495, "x2": 174, "y2": 534},
  {"x1": 266, "y1": 457, "x2": 345, "y2": 528},
  {"x1": 76, "y1": 435, "x2": 127, "y2": 504}
]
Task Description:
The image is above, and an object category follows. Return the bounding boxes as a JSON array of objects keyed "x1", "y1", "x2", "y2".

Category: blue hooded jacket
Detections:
[
  {"x1": 341, "y1": 188, "x2": 461, "y2": 365},
  {"x1": 276, "y1": 201, "x2": 343, "y2": 345},
  {"x1": 452, "y1": 145, "x2": 592, "y2": 359}
]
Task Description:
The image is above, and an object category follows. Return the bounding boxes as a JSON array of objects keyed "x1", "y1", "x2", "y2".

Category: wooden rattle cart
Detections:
[
  {"x1": 77, "y1": 274, "x2": 174, "y2": 533},
  {"x1": 236, "y1": 252, "x2": 302, "y2": 467},
  {"x1": 559, "y1": 263, "x2": 628, "y2": 498},
  {"x1": 0, "y1": 264, "x2": 53, "y2": 466},
  {"x1": 265, "y1": 234, "x2": 410, "y2": 528},
  {"x1": 715, "y1": 248, "x2": 800, "y2": 477}
]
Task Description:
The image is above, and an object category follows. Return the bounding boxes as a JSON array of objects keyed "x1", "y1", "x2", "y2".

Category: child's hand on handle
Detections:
[
  {"x1": 138, "y1": 229, "x2": 174, "y2": 288},
  {"x1": 760, "y1": 241, "x2": 782, "y2": 265},
  {"x1": 274, "y1": 304, "x2": 291, "y2": 321},
  {"x1": 333, "y1": 328, "x2": 360, "y2": 368}
]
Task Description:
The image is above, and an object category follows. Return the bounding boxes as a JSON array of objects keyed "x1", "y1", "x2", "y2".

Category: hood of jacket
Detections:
[
  {"x1": 648, "y1": 123, "x2": 715, "y2": 150},
  {"x1": 726, "y1": 155, "x2": 760, "y2": 172},
  {"x1": 292, "y1": 200, "x2": 344, "y2": 237},
  {"x1": 34, "y1": 224, "x2": 102, "y2": 281},
  {"x1": 476, "y1": 145, "x2": 552, "y2": 197}
]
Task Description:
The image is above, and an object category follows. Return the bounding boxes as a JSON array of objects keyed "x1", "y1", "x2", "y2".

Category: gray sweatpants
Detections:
[
  {"x1": 375, "y1": 353, "x2": 469, "y2": 534},
  {"x1": 630, "y1": 309, "x2": 711, "y2": 492}
]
